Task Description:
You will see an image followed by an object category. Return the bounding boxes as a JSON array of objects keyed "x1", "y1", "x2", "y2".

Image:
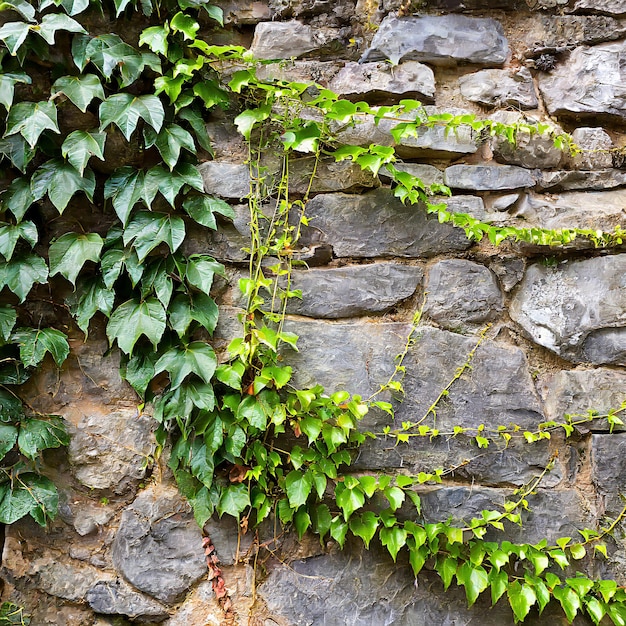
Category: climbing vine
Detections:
[{"x1": 0, "y1": 0, "x2": 626, "y2": 623}]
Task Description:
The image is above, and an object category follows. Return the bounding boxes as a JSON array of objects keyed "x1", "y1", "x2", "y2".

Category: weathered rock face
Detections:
[
  {"x1": 538, "y1": 42, "x2": 626, "y2": 121},
  {"x1": 510, "y1": 255, "x2": 626, "y2": 365},
  {"x1": 572, "y1": 0, "x2": 626, "y2": 15},
  {"x1": 111, "y1": 485, "x2": 207, "y2": 603},
  {"x1": 300, "y1": 188, "x2": 472, "y2": 258},
  {"x1": 444, "y1": 164, "x2": 536, "y2": 190},
  {"x1": 566, "y1": 128, "x2": 613, "y2": 170},
  {"x1": 361, "y1": 15, "x2": 509, "y2": 66},
  {"x1": 86, "y1": 579, "x2": 169, "y2": 622},
  {"x1": 459, "y1": 67, "x2": 538, "y2": 109}
]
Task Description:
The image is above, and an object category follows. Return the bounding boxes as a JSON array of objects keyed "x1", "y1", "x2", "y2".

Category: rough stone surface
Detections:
[
  {"x1": 361, "y1": 15, "x2": 509, "y2": 66},
  {"x1": 290, "y1": 157, "x2": 379, "y2": 193},
  {"x1": 215, "y1": 0, "x2": 271, "y2": 24},
  {"x1": 523, "y1": 15, "x2": 626, "y2": 49},
  {"x1": 285, "y1": 263, "x2": 423, "y2": 318},
  {"x1": 510, "y1": 255, "x2": 626, "y2": 364},
  {"x1": 329, "y1": 60, "x2": 435, "y2": 102},
  {"x1": 199, "y1": 162, "x2": 249, "y2": 199},
  {"x1": 71, "y1": 503, "x2": 116, "y2": 536},
  {"x1": 573, "y1": 0, "x2": 626, "y2": 14},
  {"x1": 538, "y1": 42, "x2": 626, "y2": 121},
  {"x1": 86, "y1": 579, "x2": 169, "y2": 622},
  {"x1": 592, "y1": 434, "x2": 626, "y2": 515},
  {"x1": 300, "y1": 188, "x2": 472, "y2": 258},
  {"x1": 566, "y1": 127, "x2": 613, "y2": 170},
  {"x1": 31, "y1": 558, "x2": 111, "y2": 602},
  {"x1": 111, "y1": 485, "x2": 207, "y2": 603},
  {"x1": 424, "y1": 259, "x2": 503, "y2": 330},
  {"x1": 68, "y1": 409, "x2": 156, "y2": 494},
  {"x1": 254, "y1": 59, "x2": 342, "y2": 85},
  {"x1": 380, "y1": 163, "x2": 444, "y2": 186},
  {"x1": 459, "y1": 67, "x2": 538, "y2": 109},
  {"x1": 444, "y1": 164, "x2": 536, "y2": 190},
  {"x1": 249, "y1": 20, "x2": 340, "y2": 60},
  {"x1": 396, "y1": 327, "x2": 545, "y2": 432},
  {"x1": 543, "y1": 369, "x2": 626, "y2": 431},
  {"x1": 536, "y1": 169, "x2": 626, "y2": 191}
]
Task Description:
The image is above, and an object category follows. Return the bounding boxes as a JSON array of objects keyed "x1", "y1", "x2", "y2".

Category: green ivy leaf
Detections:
[
  {"x1": 507, "y1": 580, "x2": 537, "y2": 623},
  {"x1": 285, "y1": 470, "x2": 313, "y2": 509},
  {"x1": 120, "y1": 350, "x2": 157, "y2": 398},
  {"x1": 189, "y1": 485, "x2": 219, "y2": 527},
  {"x1": 553, "y1": 585, "x2": 581, "y2": 622},
  {"x1": 0, "y1": 134, "x2": 36, "y2": 172},
  {"x1": 380, "y1": 525, "x2": 407, "y2": 562},
  {"x1": 61, "y1": 130, "x2": 106, "y2": 174},
  {"x1": 5, "y1": 100, "x2": 59, "y2": 148},
  {"x1": 186, "y1": 255, "x2": 224, "y2": 295},
  {"x1": 139, "y1": 24, "x2": 169, "y2": 56},
  {"x1": 23, "y1": 473, "x2": 59, "y2": 526},
  {"x1": 0, "y1": 481, "x2": 36, "y2": 524},
  {"x1": 17, "y1": 416, "x2": 69, "y2": 459},
  {"x1": 0, "y1": 306, "x2": 17, "y2": 341},
  {"x1": 123, "y1": 211, "x2": 186, "y2": 261},
  {"x1": 237, "y1": 395, "x2": 267, "y2": 430},
  {"x1": 66, "y1": 277, "x2": 115, "y2": 335},
  {"x1": 183, "y1": 195, "x2": 235, "y2": 229},
  {"x1": 154, "y1": 341, "x2": 217, "y2": 389},
  {"x1": 1, "y1": 177, "x2": 34, "y2": 219},
  {"x1": 0, "y1": 221, "x2": 37, "y2": 260},
  {"x1": 489, "y1": 569, "x2": 508, "y2": 605},
  {"x1": 0, "y1": 72, "x2": 31, "y2": 110},
  {"x1": 35, "y1": 13, "x2": 85, "y2": 45},
  {"x1": 178, "y1": 106, "x2": 213, "y2": 153},
  {"x1": 0, "y1": 251, "x2": 48, "y2": 302},
  {"x1": 217, "y1": 483, "x2": 250, "y2": 519},
  {"x1": 11, "y1": 327, "x2": 70, "y2": 367},
  {"x1": 146, "y1": 162, "x2": 203, "y2": 207},
  {"x1": 170, "y1": 11, "x2": 199, "y2": 39},
  {"x1": 107, "y1": 297, "x2": 166, "y2": 354},
  {"x1": 457, "y1": 562, "x2": 489, "y2": 608},
  {"x1": 49, "y1": 232, "x2": 103, "y2": 285},
  {"x1": 0, "y1": 21, "x2": 30, "y2": 55},
  {"x1": 103, "y1": 167, "x2": 151, "y2": 225},
  {"x1": 99, "y1": 93, "x2": 165, "y2": 140},
  {"x1": 189, "y1": 439, "x2": 214, "y2": 488},
  {"x1": 234, "y1": 104, "x2": 271, "y2": 140},
  {"x1": 31, "y1": 159, "x2": 95, "y2": 212},
  {"x1": 155, "y1": 123, "x2": 196, "y2": 170},
  {"x1": 335, "y1": 482, "x2": 365, "y2": 520},
  {"x1": 0, "y1": 423, "x2": 17, "y2": 460},
  {"x1": 100, "y1": 248, "x2": 125, "y2": 288},
  {"x1": 349, "y1": 511, "x2": 379, "y2": 548},
  {"x1": 193, "y1": 80, "x2": 229, "y2": 108},
  {"x1": 0, "y1": 388, "x2": 24, "y2": 422},
  {"x1": 294, "y1": 506, "x2": 311, "y2": 539},
  {"x1": 0, "y1": 0, "x2": 35, "y2": 21}
]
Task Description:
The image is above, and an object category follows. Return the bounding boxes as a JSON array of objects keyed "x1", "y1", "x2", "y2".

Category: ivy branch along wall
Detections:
[{"x1": 0, "y1": 0, "x2": 626, "y2": 624}]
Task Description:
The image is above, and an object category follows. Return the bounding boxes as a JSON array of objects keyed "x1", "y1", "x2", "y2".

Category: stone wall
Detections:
[{"x1": 2, "y1": 0, "x2": 626, "y2": 624}]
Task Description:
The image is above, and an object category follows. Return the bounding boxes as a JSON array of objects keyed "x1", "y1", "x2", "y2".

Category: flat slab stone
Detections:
[
  {"x1": 254, "y1": 59, "x2": 342, "y2": 86},
  {"x1": 424, "y1": 259, "x2": 503, "y2": 330},
  {"x1": 87, "y1": 580, "x2": 169, "y2": 622},
  {"x1": 329, "y1": 61, "x2": 435, "y2": 103},
  {"x1": 361, "y1": 15, "x2": 509, "y2": 66},
  {"x1": 459, "y1": 67, "x2": 538, "y2": 110},
  {"x1": 543, "y1": 369, "x2": 626, "y2": 432},
  {"x1": 289, "y1": 158, "x2": 378, "y2": 194},
  {"x1": 285, "y1": 263, "x2": 423, "y2": 318},
  {"x1": 536, "y1": 170, "x2": 626, "y2": 191},
  {"x1": 300, "y1": 188, "x2": 471, "y2": 258},
  {"x1": 566, "y1": 127, "x2": 613, "y2": 170},
  {"x1": 444, "y1": 164, "x2": 536, "y2": 191},
  {"x1": 523, "y1": 15, "x2": 626, "y2": 50},
  {"x1": 199, "y1": 162, "x2": 249, "y2": 199},
  {"x1": 395, "y1": 327, "x2": 545, "y2": 432},
  {"x1": 510, "y1": 255, "x2": 626, "y2": 364},
  {"x1": 592, "y1": 434, "x2": 626, "y2": 515},
  {"x1": 538, "y1": 42, "x2": 626, "y2": 121},
  {"x1": 380, "y1": 163, "x2": 444, "y2": 187},
  {"x1": 112, "y1": 485, "x2": 207, "y2": 604},
  {"x1": 572, "y1": 0, "x2": 626, "y2": 16}
]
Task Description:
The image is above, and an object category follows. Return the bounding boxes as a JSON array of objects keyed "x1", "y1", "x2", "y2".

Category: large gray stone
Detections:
[
  {"x1": 444, "y1": 164, "x2": 536, "y2": 191},
  {"x1": 395, "y1": 327, "x2": 545, "y2": 432},
  {"x1": 459, "y1": 67, "x2": 538, "y2": 110},
  {"x1": 523, "y1": 15, "x2": 626, "y2": 50},
  {"x1": 379, "y1": 163, "x2": 444, "y2": 187},
  {"x1": 285, "y1": 263, "x2": 423, "y2": 318},
  {"x1": 290, "y1": 157, "x2": 378, "y2": 194},
  {"x1": 543, "y1": 369, "x2": 626, "y2": 432},
  {"x1": 510, "y1": 255, "x2": 626, "y2": 364},
  {"x1": 592, "y1": 434, "x2": 626, "y2": 516},
  {"x1": 111, "y1": 485, "x2": 207, "y2": 603},
  {"x1": 538, "y1": 42, "x2": 626, "y2": 121},
  {"x1": 249, "y1": 20, "x2": 340, "y2": 60},
  {"x1": 254, "y1": 59, "x2": 342, "y2": 86},
  {"x1": 536, "y1": 169, "x2": 626, "y2": 191},
  {"x1": 86, "y1": 580, "x2": 169, "y2": 622},
  {"x1": 215, "y1": 0, "x2": 271, "y2": 24},
  {"x1": 573, "y1": 0, "x2": 626, "y2": 14},
  {"x1": 68, "y1": 409, "x2": 156, "y2": 494},
  {"x1": 199, "y1": 162, "x2": 249, "y2": 199},
  {"x1": 424, "y1": 259, "x2": 503, "y2": 330},
  {"x1": 566, "y1": 127, "x2": 613, "y2": 170},
  {"x1": 361, "y1": 15, "x2": 509, "y2": 66},
  {"x1": 329, "y1": 61, "x2": 435, "y2": 102},
  {"x1": 299, "y1": 188, "x2": 472, "y2": 258},
  {"x1": 31, "y1": 558, "x2": 111, "y2": 602}
]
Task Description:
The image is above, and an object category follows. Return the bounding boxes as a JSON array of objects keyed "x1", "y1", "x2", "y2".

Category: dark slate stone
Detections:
[
  {"x1": 111, "y1": 485, "x2": 206, "y2": 604},
  {"x1": 299, "y1": 188, "x2": 471, "y2": 259},
  {"x1": 592, "y1": 434, "x2": 626, "y2": 516},
  {"x1": 328, "y1": 60, "x2": 435, "y2": 103},
  {"x1": 285, "y1": 263, "x2": 423, "y2": 318},
  {"x1": 361, "y1": 15, "x2": 509, "y2": 66},
  {"x1": 444, "y1": 164, "x2": 536, "y2": 191},
  {"x1": 459, "y1": 67, "x2": 538, "y2": 110},
  {"x1": 543, "y1": 369, "x2": 626, "y2": 432},
  {"x1": 199, "y1": 162, "x2": 249, "y2": 200},
  {"x1": 538, "y1": 42, "x2": 626, "y2": 122},
  {"x1": 395, "y1": 327, "x2": 544, "y2": 432},
  {"x1": 510, "y1": 255, "x2": 626, "y2": 364},
  {"x1": 424, "y1": 259, "x2": 503, "y2": 331},
  {"x1": 86, "y1": 580, "x2": 169, "y2": 622},
  {"x1": 537, "y1": 170, "x2": 626, "y2": 192}
]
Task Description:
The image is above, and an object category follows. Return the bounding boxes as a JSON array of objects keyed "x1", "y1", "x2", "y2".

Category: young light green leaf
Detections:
[
  {"x1": 457, "y1": 563, "x2": 489, "y2": 608},
  {"x1": 123, "y1": 211, "x2": 186, "y2": 261},
  {"x1": 553, "y1": 585, "x2": 581, "y2": 623},
  {"x1": 139, "y1": 24, "x2": 169, "y2": 56},
  {"x1": 234, "y1": 104, "x2": 271, "y2": 140},
  {"x1": 11, "y1": 327, "x2": 70, "y2": 367},
  {"x1": 5, "y1": 100, "x2": 59, "y2": 148},
  {"x1": 107, "y1": 297, "x2": 166, "y2": 354},
  {"x1": 335, "y1": 482, "x2": 365, "y2": 520},
  {"x1": 49, "y1": 232, "x2": 103, "y2": 285},
  {"x1": 61, "y1": 130, "x2": 106, "y2": 174},
  {"x1": 171, "y1": 11, "x2": 199, "y2": 39},
  {"x1": 217, "y1": 483, "x2": 250, "y2": 519},
  {"x1": 154, "y1": 341, "x2": 217, "y2": 389},
  {"x1": 380, "y1": 525, "x2": 407, "y2": 562},
  {"x1": 99, "y1": 93, "x2": 165, "y2": 141},
  {"x1": 507, "y1": 580, "x2": 537, "y2": 623},
  {"x1": 285, "y1": 470, "x2": 313, "y2": 509},
  {"x1": 349, "y1": 511, "x2": 379, "y2": 548},
  {"x1": 0, "y1": 251, "x2": 48, "y2": 302}
]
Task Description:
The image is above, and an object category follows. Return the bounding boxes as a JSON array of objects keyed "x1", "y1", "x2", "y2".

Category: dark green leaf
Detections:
[
  {"x1": 0, "y1": 72, "x2": 31, "y2": 109},
  {"x1": 49, "y1": 232, "x2": 103, "y2": 285},
  {"x1": 123, "y1": 211, "x2": 186, "y2": 261},
  {"x1": 217, "y1": 483, "x2": 249, "y2": 518},
  {"x1": 237, "y1": 395, "x2": 267, "y2": 430},
  {"x1": 0, "y1": 21, "x2": 30, "y2": 55},
  {"x1": 99, "y1": 93, "x2": 164, "y2": 141},
  {"x1": 186, "y1": 255, "x2": 224, "y2": 294},
  {"x1": 100, "y1": 248, "x2": 125, "y2": 289},
  {"x1": 0, "y1": 134, "x2": 36, "y2": 172},
  {"x1": 0, "y1": 251, "x2": 48, "y2": 302},
  {"x1": 61, "y1": 130, "x2": 106, "y2": 174},
  {"x1": 23, "y1": 473, "x2": 59, "y2": 525},
  {"x1": 155, "y1": 123, "x2": 196, "y2": 170},
  {"x1": 66, "y1": 277, "x2": 115, "y2": 335},
  {"x1": 0, "y1": 422, "x2": 17, "y2": 460},
  {"x1": 0, "y1": 388, "x2": 24, "y2": 422},
  {"x1": 107, "y1": 297, "x2": 166, "y2": 354},
  {"x1": 0, "y1": 221, "x2": 37, "y2": 260},
  {"x1": 17, "y1": 416, "x2": 69, "y2": 459},
  {"x1": 0, "y1": 306, "x2": 17, "y2": 341},
  {"x1": 189, "y1": 485, "x2": 218, "y2": 527},
  {"x1": 103, "y1": 167, "x2": 148, "y2": 225},
  {"x1": 120, "y1": 350, "x2": 157, "y2": 398},
  {"x1": 11, "y1": 327, "x2": 70, "y2": 367},
  {"x1": 52, "y1": 74, "x2": 105, "y2": 113},
  {"x1": 5, "y1": 101, "x2": 59, "y2": 148},
  {"x1": 178, "y1": 106, "x2": 213, "y2": 153},
  {"x1": 154, "y1": 341, "x2": 217, "y2": 389},
  {"x1": 0, "y1": 481, "x2": 36, "y2": 524},
  {"x1": 1, "y1": 177, "x2": 34, "y2": 220},
  {"x1": 190, "y1": 439, "x2": 214, "y2": 488},
  {"x1": 36, "y1": 13, "x2": 85, "y2": 44},
  {"x1": 183, "y1": 195, "x2": 235, "y2": 229},
  {"x1": 31, "y1": 159, "x2": 95, "y2": 212}
]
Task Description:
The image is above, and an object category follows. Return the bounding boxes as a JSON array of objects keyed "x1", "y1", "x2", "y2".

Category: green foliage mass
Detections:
[{"x1": 1, "y1": 0, "x2": 626, "y2": 622}]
